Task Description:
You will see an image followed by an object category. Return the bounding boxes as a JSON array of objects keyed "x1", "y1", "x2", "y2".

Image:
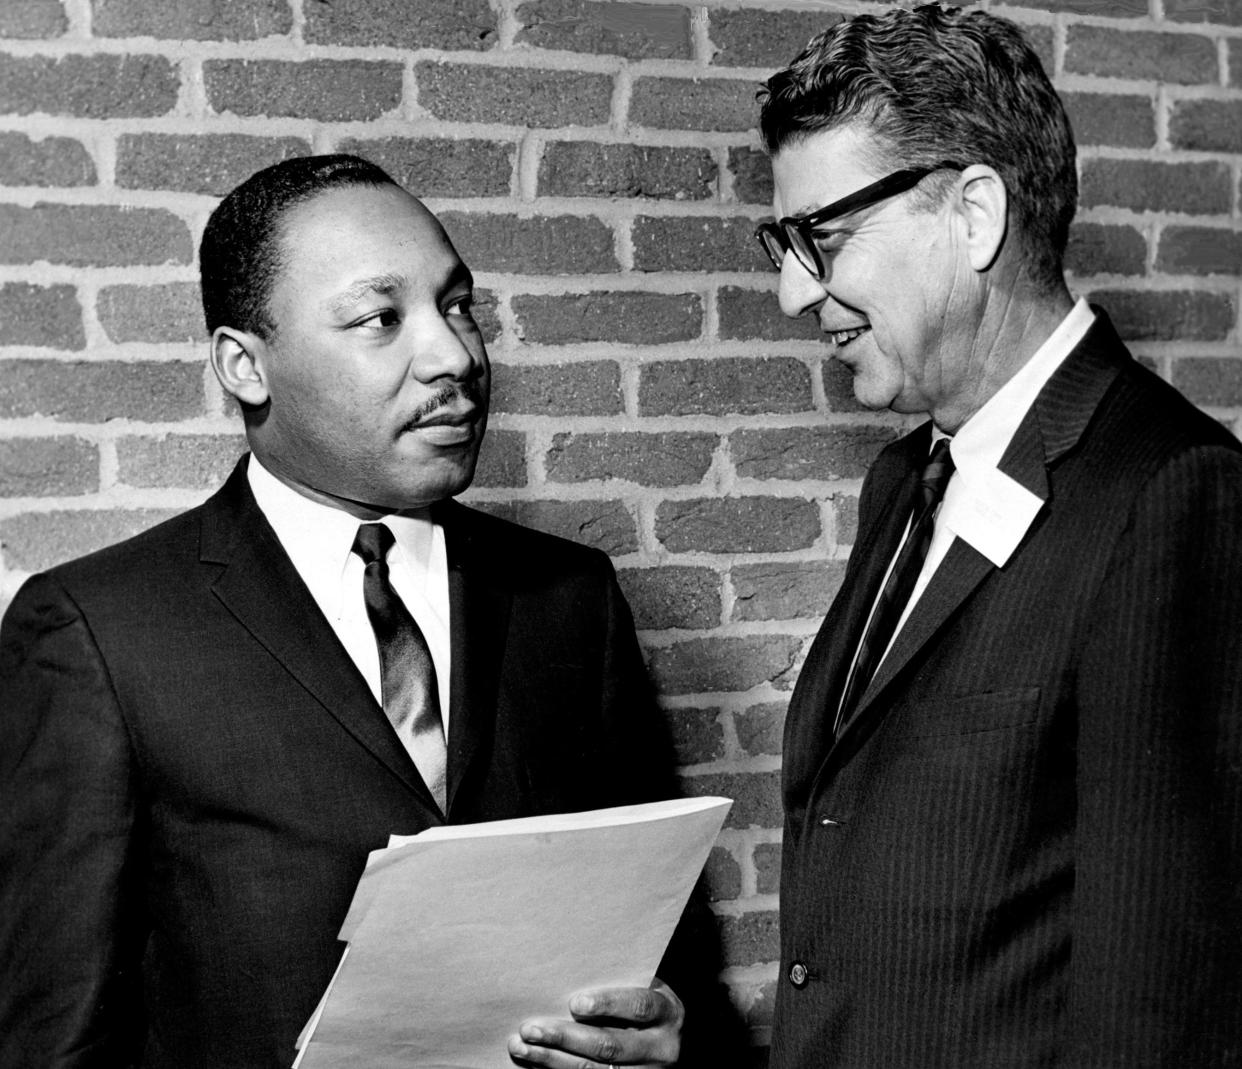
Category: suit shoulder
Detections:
[
  {"x1": 32, "y1": 500, "x2": 208, "y2": 598},
  {"x1": 443, "y1": 502, "x2": 617, "y2": 580}
]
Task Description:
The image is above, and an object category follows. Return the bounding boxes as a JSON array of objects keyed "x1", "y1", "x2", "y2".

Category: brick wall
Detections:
[{"x1": 1, "y1": 0, "x2": 1239, "y2": 1056}]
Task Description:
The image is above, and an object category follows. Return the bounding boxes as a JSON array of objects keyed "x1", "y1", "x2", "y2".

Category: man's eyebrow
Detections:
[{"x1": 327, "y1": 273, "x2": 408, "y2": 315}]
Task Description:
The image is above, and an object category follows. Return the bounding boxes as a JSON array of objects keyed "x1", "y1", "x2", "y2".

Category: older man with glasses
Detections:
[{"x1": 753, "y1": 6, "x2": 1242, "y2": 1068}]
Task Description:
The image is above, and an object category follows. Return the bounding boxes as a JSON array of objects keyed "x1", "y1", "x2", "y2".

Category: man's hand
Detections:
[{"x1": 508, "y1": 978, "x2": 684, "y2": 1068}]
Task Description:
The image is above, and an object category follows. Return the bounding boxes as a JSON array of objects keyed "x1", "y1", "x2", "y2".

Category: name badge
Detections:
[{"x1": 942, "y1": 467, "x2": 1044, "y2": 568}]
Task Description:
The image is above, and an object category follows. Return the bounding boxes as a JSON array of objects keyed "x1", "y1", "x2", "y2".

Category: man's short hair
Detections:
[
  {"x1": 200, "y1": 154, "x2": 398, "y2": 338},
  {"x1": 758, "y1": 4, "x2": 1077, "y2": 291}
]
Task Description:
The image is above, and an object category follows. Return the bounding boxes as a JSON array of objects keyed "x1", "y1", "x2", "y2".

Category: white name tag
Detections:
[{"x1": 943, "y1": 467, "x2": 1044, "y2": 568}]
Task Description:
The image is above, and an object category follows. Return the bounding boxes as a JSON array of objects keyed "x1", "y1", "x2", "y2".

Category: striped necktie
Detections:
[
  {"x1": 834, "y1": 437, "x2": 956, "y2": 738},
  {"x1": 352, "y1": 523, "x2": 447, "y2": 812}
]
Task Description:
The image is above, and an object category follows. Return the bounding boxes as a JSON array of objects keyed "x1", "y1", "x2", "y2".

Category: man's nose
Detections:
[
  {"x1": 409, "y1": 316, "x2": 481, "y2": 383},
  {"x1": 777, "y1": 250, "x2": 828, "y2": 319}
]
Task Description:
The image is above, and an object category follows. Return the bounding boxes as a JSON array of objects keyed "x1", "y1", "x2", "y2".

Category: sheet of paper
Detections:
[{"x1": 295, "y1": 796, "x2": 731, "y2": 1069}]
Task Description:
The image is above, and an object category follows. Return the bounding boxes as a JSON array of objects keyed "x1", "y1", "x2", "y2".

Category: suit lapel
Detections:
[
  {"x1": 439, "y1": 502, "x2": 513, "y2": 815},
  {"x1": 834, "y1": 310, "x2": 1128, "y2": 750},
  {"x1": 201, "y1": 458, "x2": 435, "y2": 804}
]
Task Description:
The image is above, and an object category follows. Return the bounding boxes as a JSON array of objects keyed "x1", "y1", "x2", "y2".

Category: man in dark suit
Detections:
[
  {"x1": 0, "y1": 155, "x2": 700, "y2": 1069},
  {"x1": 753, "y1": 6, "x2": 1242, "y2": 1066}
]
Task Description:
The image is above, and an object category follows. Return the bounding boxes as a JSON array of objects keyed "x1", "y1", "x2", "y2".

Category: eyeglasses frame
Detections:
[{"x1": 755, "y1": 163, "x2": 965, "y2": 279}]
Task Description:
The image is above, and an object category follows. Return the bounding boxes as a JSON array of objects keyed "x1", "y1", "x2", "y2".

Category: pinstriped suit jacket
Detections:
[{"x1": 771, "y1": 312, "x2": 1242, "y2": 1068}]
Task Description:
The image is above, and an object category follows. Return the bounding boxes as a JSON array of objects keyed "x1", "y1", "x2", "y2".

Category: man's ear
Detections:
[
  {"x1": 210, "y1": 327, "x2": 270, "y2": 408},
  {"x1": 952, "y1": 164, "x2": 1008, "y2": 273}
]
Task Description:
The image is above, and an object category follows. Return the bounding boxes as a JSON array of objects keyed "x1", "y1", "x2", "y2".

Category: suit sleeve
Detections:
[
  {"x1": 0, "y1": 574, "x2": 145, "y2": 1068},
  {"x1": 1069, "y1": 444, "x2": 1242, "y2": 1065}
]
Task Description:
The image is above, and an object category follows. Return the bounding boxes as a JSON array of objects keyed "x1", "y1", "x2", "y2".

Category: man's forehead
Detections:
[{"x1": 772, "y1": 125, "x2": 886, "y2": 216}]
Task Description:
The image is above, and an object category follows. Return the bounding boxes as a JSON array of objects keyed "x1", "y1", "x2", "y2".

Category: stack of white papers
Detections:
[{"x1": 294, "y1": 796, "x2": 732, "y2": 1069}]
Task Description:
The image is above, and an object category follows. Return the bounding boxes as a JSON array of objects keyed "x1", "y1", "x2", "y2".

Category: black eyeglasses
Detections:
[{"x1": 755, "y1": 164, "x2": 964, "y2": 279}]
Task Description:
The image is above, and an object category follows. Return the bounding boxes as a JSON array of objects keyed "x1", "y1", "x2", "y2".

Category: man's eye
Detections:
[
  {"x1": 445, "y1": 295, "x2": 474, "y2": 317},
  {"x1": 357, "y1": 309, "x2": 399, "y2": 329},
  {"x1": 811, "y1": 229, "x2": 847, "y2": 254}
]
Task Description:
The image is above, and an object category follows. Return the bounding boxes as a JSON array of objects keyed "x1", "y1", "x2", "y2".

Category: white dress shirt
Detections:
[
  {"x1": 247, "y1": 457, "x2": 452, "y2": 727},
  {"x1": 861, "y1": 298, "x2": 1096, "y2": 676}
]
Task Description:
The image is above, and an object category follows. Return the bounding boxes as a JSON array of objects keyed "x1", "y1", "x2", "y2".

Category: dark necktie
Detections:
[
  {"x1": 352, "y1": 523, "x2": 447, "y2": 812},
  {"x1": 834, "y1": 437, "x2": 956, "y2": 738}
]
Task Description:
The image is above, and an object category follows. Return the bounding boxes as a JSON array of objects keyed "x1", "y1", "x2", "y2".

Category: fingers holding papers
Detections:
[{"x1": 508, "y1": 979, "x2": 684, "y2": 1068}]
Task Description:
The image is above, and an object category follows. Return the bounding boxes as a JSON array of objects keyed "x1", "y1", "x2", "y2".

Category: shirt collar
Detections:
[
  {"x1": 247, "y1": 455, "x2": 436, "y2": 621},
  {"x1": 948, "y1": 297, "x2": 1095, "y2": 475}
]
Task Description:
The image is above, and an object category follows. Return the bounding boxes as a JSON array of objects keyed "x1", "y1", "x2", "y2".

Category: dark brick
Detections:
[
  {"x1": 1089, "y1": 289, "x2": 1234, "y2": 341},
  {"x1": 1065, "y1": 222, "x2": 1147, "y2": 277},
  {"x1": 471, "y1": 499, "x2": 637, "y2": 555},
  {"x1": 718, "y1": 286, "x2": 821, "y2": 341},
  {"x1": 0, "y1": 360, "x2": 205, "y2": 422},
  {"x1": 0, "y1": 53, "x2": 178, "y2": 118},
  {"x1": 834, "y1": 492, "x2": 858, "y2": 547},
  {"x1": 731, "y1": 425, "x2": 898, "y2": 481},
  {"x1": 719, "y1": 910, "x2": 780, "y2": 967},
  {"x1": 701, "y1": 845, "x2": 742, "y2": 902},
  {"x1": 734, "y1": 701, "x2": 785, "y2": 757},
  {"x1": 0, "y1": 508, "x2": 178, "y2": 573},
  {"x1": 92, "y1": 0, "x2": 291, "y2": 39},
  {"x1": 117, "y1": 433, "x2": 245, "y2": 489},
  {"x1": 0, "y1": 437, "x2": 98, "y2": 496},
  {"x1": 546, "y1": 431, "x2": 717, "y2": 486},
  {"x1": 97, "y1": 283, "x2": 204, "y2": 345},
  {"x1": 653, "y1": 635, "x2": 803, "y2": 696},
  {"x1": 1065, "y1": 26, "x2": 1218, "y2": 84},
  {"x1": 516, "y1": 0, "x2": 690, "y2": 58},
  {"x1": 1156, "y1": 227, "x2": 1242, "y2": 276},
  {"x1": 667, "y1": 706, "x2": 726, "y2": 765},
  {"x1": 0, "y1": 204, "x2": 191, "y2": 267},
  {"x1": 618, "y1": 565, "x2": 722, "y2": 630},
  {"x1": 490, "y1": 361, "x2": 622, "y2": 416},
  {"x1": 729, "y1": 147, "x2": 773, "y2": 205},
  {"x1": 1233, "y1": 40, "x2": 1242, "y2": 87},
  {"x1": 656, "y1": 497, "x2": 820, "y2": 553},
  {"x1": 116, "y1": 134, "x2": 309, "y2": 195},
  {"x1": 1079, "y1": 159, "x2": 1231, "y2": 215},
  {"x1": 1172, "y1": 357, "x2": 1242, "y2": 405},
  {"x1": 631, "y1": 76, "x2": 758, "y2": 132},
  {"x1": 470, "y1": 288, "x2": 501, "y2": 345},
  {"x1": 1003, "y1": 0, "x2": 1148, "y2": 16},
  {"x1": 472, "y1": 429, "x2": 526, "y2": 488},
  {"x1": 513, "y1": 292, "x2": 701, "y2": 345},
  {"x1": 708, "y1": 8, "x2": 839, "y2": 68},
  {"x1": 639, "y1": 357, "x2": 813, "y2": 416},
  {"x1": 822, "y1": 360, "x2": 867, "y2": 413},
  {"x1": 206, "y1": 60, "x2": 401, "y2": 121},
  {"x1": 539, "y1": 143, "x2": 716, "y2": 200},
  {"x1": 339, "y1": 137, "x2": 514, "y2": 198},
  {"x1": 0, "y1": 132, "x2": 95, "y2": 187},
  {"x1": 306, "y1": 0, "x2": 496, "y2": 48},
  {"x1": 1169, "y1": 100, "x2": 1242, "y2": 153},
  {"x1": 1020, "y1": 23, "x2": 1056, "y2": 73},
  {"x1": 439, "y1": 214, "x2": 617, "y2": 275},
  {"x1": 0, "y1": 284, "x2": 85, "y2": 350},
  {"x1": 1063, "y1": 92, "x2": 1156, "y2": 149},
  {"x1": 1165, "y1": 0, "x2": 1242, "y2": 25},
  {"x1": 633, "y1": 216, "x2": 766, "y2": 272},
  {"x1": 0, "y1": 0, "x2": 67, "y2": 37},
  {"x1": 682, "y1": 770, "x2": 783, "y2": 828},
  {"x1": 732, "y1": 561, "x2": 847, "y2": 622},
  {"x1": 417, "y1": 62, "x2": 612, "y2": 127},
  {"x1": 754, "y1": 841, "x2": 782, "y2": 895}
]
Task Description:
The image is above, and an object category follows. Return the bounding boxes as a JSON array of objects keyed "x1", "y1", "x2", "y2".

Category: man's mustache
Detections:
[{"x1": 406, "y1": 380, "x2": 486, "y2": 426}]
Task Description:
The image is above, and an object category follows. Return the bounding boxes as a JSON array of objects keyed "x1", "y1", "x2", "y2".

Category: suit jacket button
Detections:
[{"x1": 789, "y1": 962, "x2": 808, "y2": 987}]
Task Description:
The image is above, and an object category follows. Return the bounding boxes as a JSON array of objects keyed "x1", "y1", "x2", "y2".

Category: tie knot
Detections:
[
  {"x1": 920, "y1": 437, "x2": 955, "y2": 506},
  {"x1": 352, "y1": 522, "x2": 395, "y2": 566}
]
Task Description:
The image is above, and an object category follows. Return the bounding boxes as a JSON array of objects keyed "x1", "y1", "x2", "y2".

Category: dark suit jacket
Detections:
[
  {"x1": 771, "y1": 313, "x2": 1242, "y2": 1068},
  {"x1": 0, "y1": 458, "x2": 684, "y2": 1069}
]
